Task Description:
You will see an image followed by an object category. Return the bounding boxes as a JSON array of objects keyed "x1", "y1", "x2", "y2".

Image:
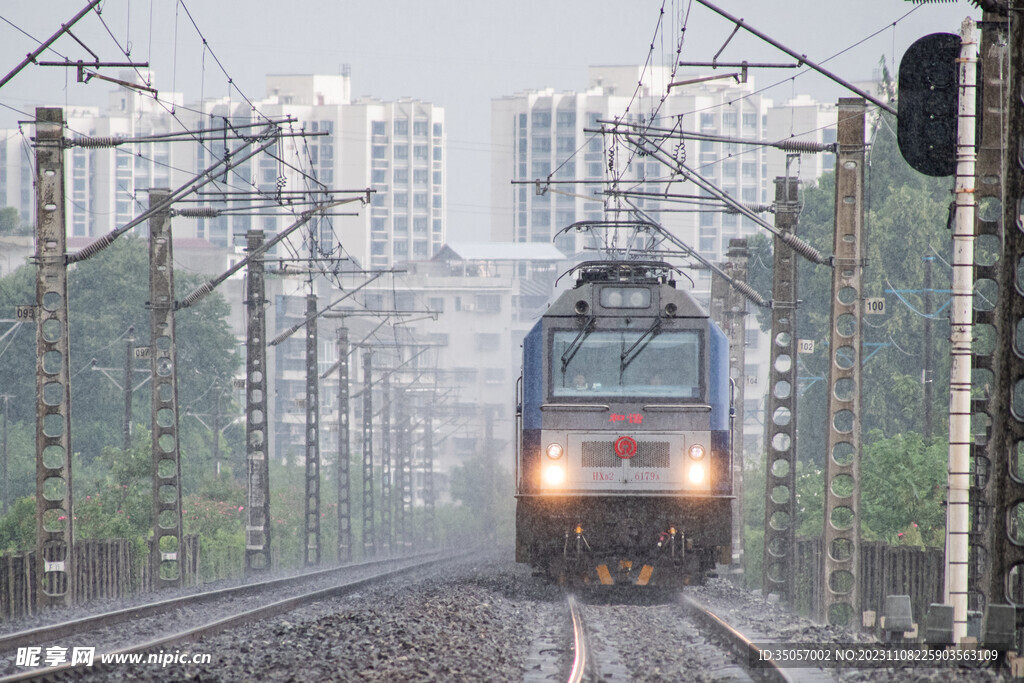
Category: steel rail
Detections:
[
  {"x1": 679, "y1": 594, "x2": 837, "y2": 683},
  {"x1": 0, "y1": 551, "x2": 446, "y2": 677},
  {"x1": 567, "y1": 595, "x2": 588, "y2": 683}
]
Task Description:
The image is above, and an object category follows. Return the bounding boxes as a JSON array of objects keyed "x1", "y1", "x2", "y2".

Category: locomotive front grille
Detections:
[
  {"x1": 581, "y1": 441, "x2": 621, "y2": 468},
  {"x1": 580, "y1": 440, "x2": 671, "y2": 468},
  {"x1": 633, "y1": 441, "x2": 671, "y2": 468}
]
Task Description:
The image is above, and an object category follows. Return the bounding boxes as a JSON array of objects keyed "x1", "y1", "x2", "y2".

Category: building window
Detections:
[
  {"x1": 700, "y1": 113, "x2": 715, "y2": 129},
  {"x1": 394, "y1": 168, "x2": 409, "y2": 185},
  {"x1": 372, "y1": 145, "x2": 387, "y2": 159},
  {"x1": 723, "y1": 112, "x2": 737, "y2": 128},
  {"x1": 745, "y1": 327, "x2": 760, "y2": 348},
  {"x1": 532, "y1": 136, "x2": 551, "y2": 153},
  {"x1": 414, "y1": 120, "x2": 429, "y2": 136},
  {"x1": 414, "y1": 145, "x2": 429, "y2": 161},
  {"x1": 433, "y1": 122, "x2": 443, "y2": 136},
  {"x1": 742, "y1": 112, "x2": 757, "y2": 130},
  {"x1": 484, "y1": 368, "x2": 505, "y2": 384},
  {"x1": 414, "y1": 169, "x2": 428, "y2": 185},
  {"x1": 394, "y1": 192, "x2": 408, "y2": 207},
  {"x1": 556, "y1": 136, "x2": 575, "y2": 153},
  {"x1": 475, "y1": 294, "x2": 501, "y2": 313},
  {"x1": 414, "y1": 216, "x2": 428, "y2": 233},
  {"x1": 394, "y1": 144, "x2": 408, "y2": 159},
  {"x1": 433, "y1": 146, "x2": 442, "y2": 161},
  {"x1": 475, "y1": 333, "x2": 501, "y2": 351},
  {"x1": 432, "y1": 171, "x2": 442, "y2": 185},
  {"x1": 432, "y1": 194, "x2": 441, "y2": 209},
  {"x1": 372, "y1": 121, "x2": 386, "y2": 135},
  {"x1": 394, "y1": 216, "x2": 408, "y2": 234},
  {"x1": 556, "y1": 110, "x2": 576, "y2": 128},
  {"x1": 428, "y1": 297, "x2": 444, "y2": 313},
  {"x1": 372, "y1": 169, "x2": 387, "y2": 183},
  {"x1": 531, "y1": 110, "x2": 551, "y2": 128},
  {"x1": 394, "y1": 119, "x2": 409, "y2": 136},
  {"x1": 532, "y1": 161, "x2": 551, "y2": 177}
]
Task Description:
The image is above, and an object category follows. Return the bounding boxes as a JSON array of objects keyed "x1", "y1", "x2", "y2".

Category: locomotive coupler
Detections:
[
  {"x1": 564, "y1": 524, "x2": 591, "y2": 559},
  {"x1": 657, "y1": 527, "x2": 682, "y2": 559}
]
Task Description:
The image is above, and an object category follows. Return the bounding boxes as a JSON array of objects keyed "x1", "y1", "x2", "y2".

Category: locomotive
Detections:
[{"x1": 514, "y1": 261, "x2": 733, "y2": 586}]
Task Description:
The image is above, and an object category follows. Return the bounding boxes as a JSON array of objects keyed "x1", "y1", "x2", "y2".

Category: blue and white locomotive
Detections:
[{"x1": 515, "y1": 261, "x2": 733, "y2": 585}]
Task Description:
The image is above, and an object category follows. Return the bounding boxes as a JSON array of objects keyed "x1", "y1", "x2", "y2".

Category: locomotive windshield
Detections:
[{"x1": 551, "y1": 330, "x2": 702, "y2": 399}]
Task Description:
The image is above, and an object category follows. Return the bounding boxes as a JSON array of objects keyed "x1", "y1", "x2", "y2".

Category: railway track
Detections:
[
  {"x1": 0, "y1": 552, "x2": 450, "y2": 681},
  {"x1": 549, "y1": 590, "x2": 834, "y2": 682}
]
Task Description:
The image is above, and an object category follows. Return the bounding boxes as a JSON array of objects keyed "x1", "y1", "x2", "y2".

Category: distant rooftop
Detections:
[{"x1": 433, "y1": 242, "x2": 565, "y2": 262}]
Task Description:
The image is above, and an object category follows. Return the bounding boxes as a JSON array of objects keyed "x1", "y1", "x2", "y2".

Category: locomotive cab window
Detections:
[{"x1": 551, "y1": 329, "x2": 702, "y2": 399}]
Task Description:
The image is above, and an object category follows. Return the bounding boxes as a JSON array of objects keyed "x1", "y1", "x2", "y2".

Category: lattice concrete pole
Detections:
[
  {"x1": 401, "y1": 391, "x2": 414, "y2": 552},
  {"x1": 34, "y1": 107, "x2": 74, "y2": 608},
  {"x1": 362, "y1": 349, "x2": 376, "y2": 557},
  {"x1": 148, "y1": 188, "x2": 185, "y2": 589},
  {"x1": 760, "y1": 178, "x2": 800, "y2": 602},
  {"x1": 987, "y1": 2, "x2": 1024, "y2": 623},
  {"x1": 395, "y1": 390, "x2": 408, "y2": 553},
  {"x1": 304, "y1": 294, "x2": 321, "y2": 567},
  {"x1": 244, "y1": 230, "x2": 272, "y2": 575},
  {"x1": 821, "y1": 98, "x2": 866, "y2": 626},
  {"x1": 711, "y1": 239, "x2": 750, "y2": 566},
  {"x1": 969, "y1": 10, "x2": 1008, "y2": 616},
  {"x1": 423, "y1": 411, "x2": 435, "y2": 548},
  {"x1": 944, "y1": 17, "x2": 978, "y2": 645},
  {"x1": 336, "y1": 327, "x2": 351, "y2": 563},
  {"x1": 380, "y1": 372, "x2": 392, "y2": 556}
]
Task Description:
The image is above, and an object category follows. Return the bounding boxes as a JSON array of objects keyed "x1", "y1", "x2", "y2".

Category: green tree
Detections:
[
  {"x1": 748, "y1": 108, "x2": 951, "y2": 468},
  {"x1": 0, "y1": 236, "x2": 241, "y2": 486},
  {"x1": 0, "y1": 207, "x2": 27, "y2": 236}
]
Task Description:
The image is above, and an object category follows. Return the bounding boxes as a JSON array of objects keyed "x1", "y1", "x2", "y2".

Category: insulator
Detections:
[
  {"x1": 71, "y1": 136, "x2": 125, "y2": 148},
  {"x1": 773, "y1": 138, "x2": 832, "y2": 154},
  {"x1": 779, "y1": 231, "x2": 828, "y2": 265},
  {"x1": 733, "y1": 280, "x2": 769, "y2": 309},
  {"x1": 179, "y1": 282, "x2": 214, "y2": 309},
  {"x1": 175, "y1": 207, "x2": 219, "y2": 218},
  {"x1": 67, "y1": 233, "x2": 114, "y2": 263},
  {"x1": 726, "y1": 202, "x2": 773, "y2": 215}
]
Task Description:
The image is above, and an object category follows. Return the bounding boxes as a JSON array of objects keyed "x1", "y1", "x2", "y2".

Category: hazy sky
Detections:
[{"x1": 0, "y1": 1, "x2": 978, "y2": 241}]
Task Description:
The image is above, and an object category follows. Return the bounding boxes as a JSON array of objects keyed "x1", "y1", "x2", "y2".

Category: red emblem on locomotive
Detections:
[{"x1": 614, "y1": 436, "x2": 637, "y2": 459}]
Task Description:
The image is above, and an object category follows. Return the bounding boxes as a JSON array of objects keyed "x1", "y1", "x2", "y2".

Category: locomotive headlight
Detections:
[
  {"x1": 688, "y1": 443, "x2": 706, "y2": 460},
  {"x1": 687, "y1": 462, "x2": 706, "y2": 485},
  {"x1": 546, "y1": 443, "x2": 564, "y2": 459},
  {"x1": 629, "y1": 290, "x2": 647, "y2": 307},
  {"x1": 543, "y1": 464, "x2": 566, "y2": 486}
]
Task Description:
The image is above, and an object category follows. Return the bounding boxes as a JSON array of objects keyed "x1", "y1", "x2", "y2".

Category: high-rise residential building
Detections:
[
  {"x1": 491, "y1": 65, "x2": 773, "y2": 264},
  {"x1": 765, "y1": 94, "x2": 838, "y2": 182},
  {"x1": 0, "y1": 71, "x2": 445, "y2": 271}
]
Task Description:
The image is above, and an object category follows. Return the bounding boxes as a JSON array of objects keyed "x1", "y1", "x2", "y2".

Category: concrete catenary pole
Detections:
[
  {"x1": 761, "y1": 177, "x2": 800, "y2": 603},
  {"x1": 34, "y1": 107, "x2": 74, "y2": 607},
  {"x1": 969, "y1": 9, "x2": 1008, "y2": 617},
  {"x1": 148, "y1": 188, "x2": 185, "y2": 589},
  {"x1": 244, "y1": 230, "x2": 272, "y2": 575},
  {"x1": 709, "y1": 238, "x2": 750, "y2": 568},
  {"x1": 362, "y1": 349, "x2": 376, "y2": 557},
  {"x1": 944, "y1": 17, "x2": 978, "y2": 644},
  {"x1": 821, "y1": 98, "x2": 866, "y2": 626},
  {"x1": 336, "y1": 326, "x2": 352, "y2": 562},
  {"x1": 381, "y1": 372, "x2": 392, "y2": 555},
  {"x1": 304, "y1": 293, "x2": 321, "y2": 567}
]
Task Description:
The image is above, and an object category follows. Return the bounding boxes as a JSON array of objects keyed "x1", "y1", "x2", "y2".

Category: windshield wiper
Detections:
[
  {"x1": 560, "y1": 315, "x2": 596, "y2": 374},
  {"x1": 620, "y1": 317, "x2": 662, "y2": 373}
]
